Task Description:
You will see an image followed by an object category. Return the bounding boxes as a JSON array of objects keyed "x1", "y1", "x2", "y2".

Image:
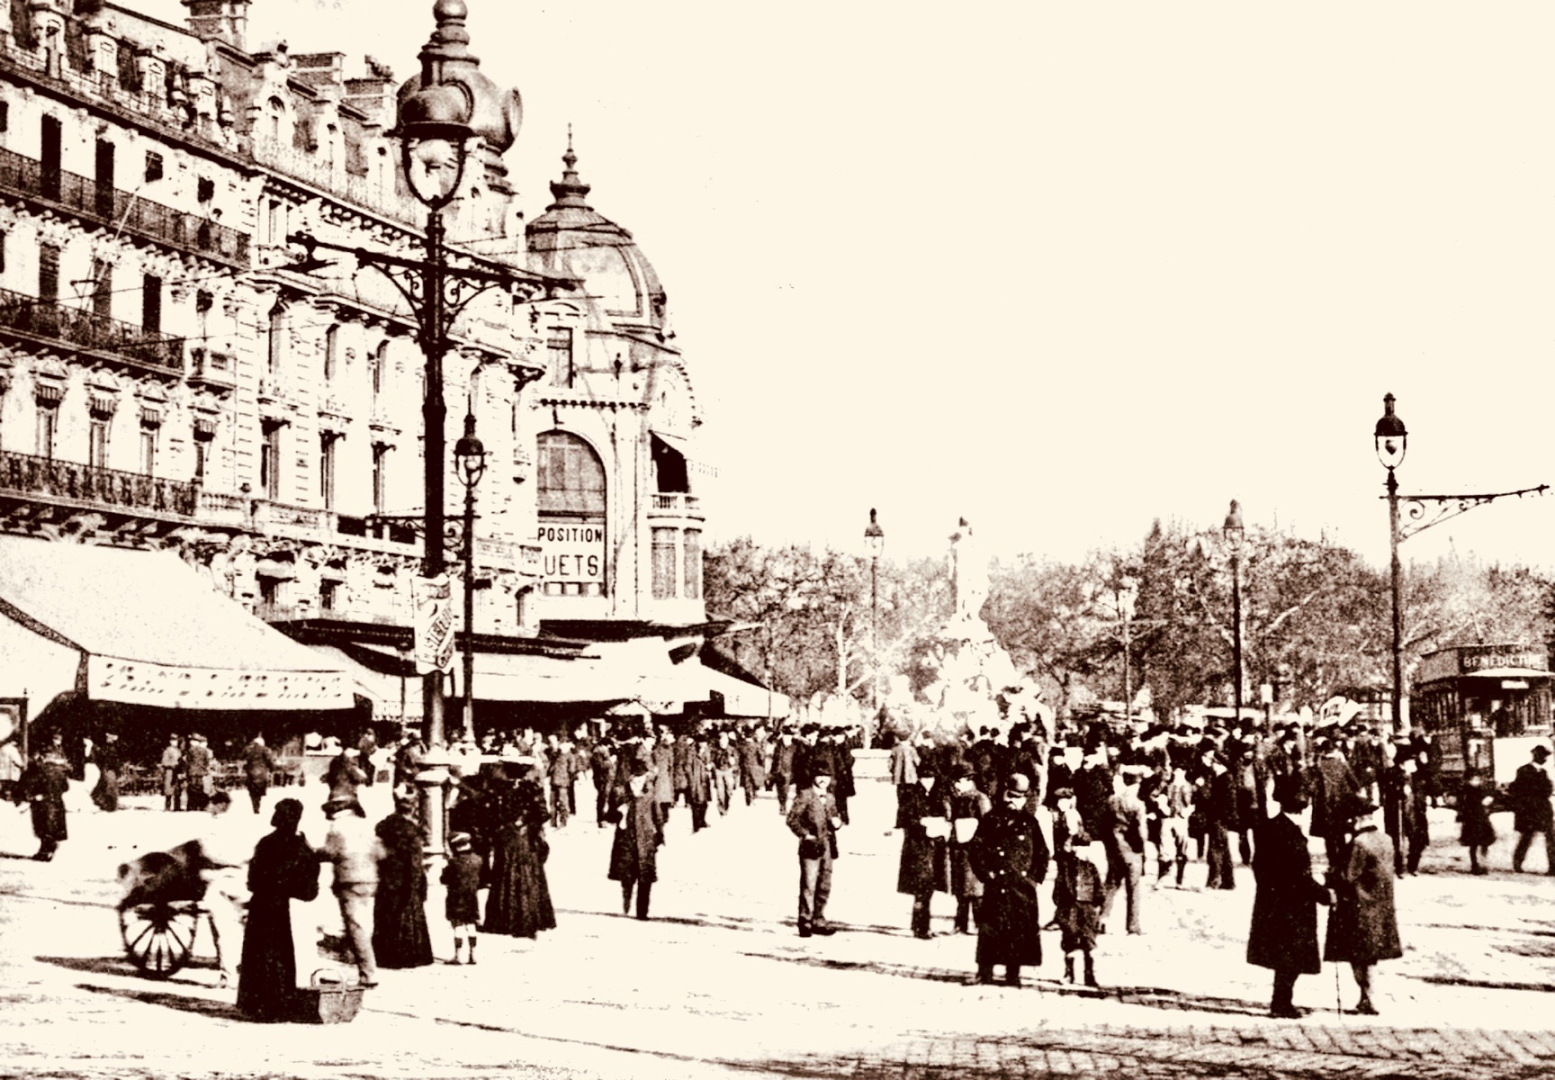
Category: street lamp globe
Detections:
[
  {"x1": 863, "y1": 508, "x2": 885, "y2": 559},
  {"x1": 397, "y1": 82, "x2": 474, "y2": 209},
  {"x1": 453, "y1": 414, "x2": 487, "y2": 490},
  {"x1": 1222, "y1": 498, "x2": 1245, "y2": 552},
  {"x1": 1374, "y1": 392, "x2": 1408, "y2": 470}
]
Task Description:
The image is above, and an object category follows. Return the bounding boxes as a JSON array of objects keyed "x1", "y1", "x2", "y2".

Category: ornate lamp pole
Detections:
[
  {"x1": 1222, "y1": 499, "x2": 1246, "y2": 727},
  {"x1": 1372, "y1": 392, "x2": 1548, "y2": 736},
  {"x1": 863, "y1": 509, "x2": 885, "y2": 727},
  {"x1": 454, "y1": 409, "x2": 487, "y2": 743}
]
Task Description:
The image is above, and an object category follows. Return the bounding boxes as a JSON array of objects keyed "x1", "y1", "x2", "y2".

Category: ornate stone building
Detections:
[{"x1": 0, "y1": 0, "x2": 717, "y2": 743}]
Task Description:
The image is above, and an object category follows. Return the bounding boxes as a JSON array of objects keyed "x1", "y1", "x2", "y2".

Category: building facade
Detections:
[{"x1": 0, "y1": 0, "x2": 711, "y2": 737}]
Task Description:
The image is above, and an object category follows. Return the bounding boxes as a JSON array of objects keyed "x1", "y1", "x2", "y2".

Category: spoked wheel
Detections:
[{"x1": 120, "y1": 901, "x2": 199, "y2": 979}]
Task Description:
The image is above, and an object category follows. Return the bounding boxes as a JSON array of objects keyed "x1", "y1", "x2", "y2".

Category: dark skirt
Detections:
[
  {"x1": 236, "y1": 895, "x2": 296, "y2": 1022},
  {"x1": 373, "y1": 861, "x2": 433, "y2": 968},
  {"x1": 30, "y1": 799, "x2": 66, "y2": 843},
  {"x1": 483, "y1": 824, "x2": 557, "y2": 939}
]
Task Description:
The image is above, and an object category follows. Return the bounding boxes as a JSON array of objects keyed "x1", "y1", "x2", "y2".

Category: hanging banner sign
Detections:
[
  {"x1": 537, "y1": 520, "x2": 605, "y2": 586},
  {"x1": 413, "y1": 573, "x2": 455, "y2": 674}
]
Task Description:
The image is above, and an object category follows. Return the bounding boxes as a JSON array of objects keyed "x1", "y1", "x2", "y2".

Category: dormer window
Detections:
[{"x1": 267, "y1": 97, "x2": 285, "y2": 142}]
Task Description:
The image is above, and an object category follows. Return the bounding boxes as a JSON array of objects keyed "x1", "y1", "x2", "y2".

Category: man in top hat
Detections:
[
  {"x1": 786, "y1": 760, "x2": 843, "y2": 937},
  {"x1": 1508, "y1": 744, "x2": 1555, "y2": 874}
]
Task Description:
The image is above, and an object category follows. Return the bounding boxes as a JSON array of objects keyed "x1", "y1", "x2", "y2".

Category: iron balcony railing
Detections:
[
  {"x1": 0, "y1": 145, "x2": 248, "y2": 266},
  {"x1": 0, "y1": 285, "x2": 184, "y2": 375},
  {"x1": 0, "y1": 448, "x2": 197, "y2": 516}
]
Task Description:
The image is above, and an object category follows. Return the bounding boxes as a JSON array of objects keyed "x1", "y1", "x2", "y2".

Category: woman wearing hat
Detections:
[
  {"x1": 897, "y1": 757, "x2": 952, "y2": 939},
  {"x1": 483, "y1": 752, "x2": 557, "y2": 940},
  {"x1": 1322, "y1": 792, "x2": 1401, "y2": 1015},
  {"x1": 238, "y1": 799, "x2": 318, "y2": 1020},
  {"x1": 372, "y1": 789, "x2": 434, "y2": 969}
]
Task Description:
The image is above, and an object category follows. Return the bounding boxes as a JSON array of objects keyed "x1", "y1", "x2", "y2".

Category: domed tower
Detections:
[
  {"x1": 526, "y1": 138, "x2": 669, "y2": 336},
  {"x1": 396, "y1": 0, "x2": 524, "y2": 204}
]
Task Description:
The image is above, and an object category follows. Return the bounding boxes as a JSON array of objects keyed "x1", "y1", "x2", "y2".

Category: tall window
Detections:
[
  {"x1": 547, "y1": 327, "x2": 573, "y2": 387},
  {"x1": 193, "y1": 438, "x2": 208, "y2": 482},
  {"x1": 265, "y1": 199, "x2": 282, "y2": 244},
  {"x1": 320, "y1": 580, "x2": 338, "y2": 613},
  {"x1": 141, "y1": 275, "x2": 161, "y2": 333},
  {"x1": 267, "y1": 97, "x2": 284, "y2": 142},
  {"x1": 35, "y1": 404, "x2": 57, "y2": 459},
  {"x1": 38, "y1": 243, "x2": 59, "y2": 301},
  {"x1": 260, "y1": 422, "x2": 282, "y2": 499},
  {"x1": 144, "y1": 151, "x2": 163, "y2": 183},
  {"x1": 537, "y1": 431, "x2": 607, "y2": 597},
  {"x1": 196, "y1": 290, "x2": 213, "y2": 344},
  {"x1": 652, "y1": 528, "x2": 677, "y2": 599},
  {"x1": 369, "y1": 341, "x2": 387, "y2": 396},
  {"x1": 89, "y1": 416, "x2": 110, "y2": 469},
  {"x1": 319, "y1": 433, "x2": 337, "y2": 509},
  {"x1": 267, "y1": 302, "x2": 286, "y2": 373},
  {"x1": 683, "y1": 529, "x2": 702, "y2": 600},
  {"x1": 90, "y1": 260, "x2": 113, "y2": 320},
  {"x1": 139, "y1": 422, "x2": 157, "y2": 476},
  {"x1": 323, "y1": 324, "x2": 340, "y2": 383},
  {"x1": 371, "y1": 443, "x2": 388, "y2": 515}
]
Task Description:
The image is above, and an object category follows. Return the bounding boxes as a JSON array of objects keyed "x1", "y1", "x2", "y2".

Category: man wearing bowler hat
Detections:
[
  {"x1": 1509, "y1": 743, "x2": 1555, "y2": 874},
  {"x1": 787, "y1": 761, "x2": 842, "y2": 937}
]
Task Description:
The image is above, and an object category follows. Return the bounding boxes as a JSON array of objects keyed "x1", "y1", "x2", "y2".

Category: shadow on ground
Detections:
[{"x1": 74, "y1": 981, "x2": 243, "y2": 1022}]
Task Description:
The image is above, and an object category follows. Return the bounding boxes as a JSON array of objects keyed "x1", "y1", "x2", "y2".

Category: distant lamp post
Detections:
[
  {"x1": 1374, "y1": 394, "x2": 1408, "y2": 738},
  {"x1": 1222, "y1": 499, "x2": 1246, "y2": 727},
  {"x1": 864, "y1": 509, "x2": 885, "y2": 729},
  {"x1": 1369, "y1": 392, "x2": 1546, "y2": 737},
  {"x1": 1116, "y1": 575, "x2": 1138, "y2": 728},
  {"x1": 453, "y1": 409, "x2": 487, "y2": 744}
]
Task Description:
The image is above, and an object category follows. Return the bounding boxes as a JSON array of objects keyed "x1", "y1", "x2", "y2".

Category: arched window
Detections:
[
  {"x1": 323, "y1": 324, "x2": 340, "y2": 383},
  {"x1": 267, "y1": 301, "x2": 287, "y2": 373},
  {"x1": 369, "y1": 340, "x2": 388, "y2": 396},
  {"x1": 536, "y1": 431, "x2": 606, "y2": 597},
  {"x1": 267, "y1": 97, "x2": 284, "y2": 142}
]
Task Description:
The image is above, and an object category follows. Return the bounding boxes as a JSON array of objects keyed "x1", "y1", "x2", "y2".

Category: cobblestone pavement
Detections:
[{"x1": 2, "y1": 778, "x2": 1554, "y2": 1079}]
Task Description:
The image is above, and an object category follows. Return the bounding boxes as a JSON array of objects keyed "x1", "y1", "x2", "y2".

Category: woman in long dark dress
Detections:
[
  {"x1": 482, "y1": 759, "x2": 557, "y2": 939},
  {"x1": 372, "y1": 793, "x2": 434, "y2": 968},
  {"x1": 237, "y1": 799, "x2": 317, "y2": 1022}
]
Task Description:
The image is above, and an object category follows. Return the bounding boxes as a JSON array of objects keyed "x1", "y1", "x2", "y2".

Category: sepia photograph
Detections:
[{"x1": 2, "y1": 1, "x2": 1555, "y2": 1077}]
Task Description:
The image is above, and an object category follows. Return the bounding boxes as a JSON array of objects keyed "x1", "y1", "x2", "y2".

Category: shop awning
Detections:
[
  {"x1": 699, "y1": 661, "x2": 790, "y2": 718},
  {"x1": 0, "y1": 536, "x2": 352, "y2": 711}
]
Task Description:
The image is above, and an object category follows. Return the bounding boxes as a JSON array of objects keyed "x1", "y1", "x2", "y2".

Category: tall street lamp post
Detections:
[
  {"x1": 286, "y1": 1, "x2": 564, "y2": 856},
  {"x1": 864, "y1": 509, "x2": 885, "y2": 734},
  {"x1": 1222, "y1": 500, "x2": 1246, "y2": 727},
  {"x1": 1372, "y1": 392, "x2": 1548, "y2": 737},
  {"x1": 454, "y1": 409, "x2": 487, "y2": 743}
]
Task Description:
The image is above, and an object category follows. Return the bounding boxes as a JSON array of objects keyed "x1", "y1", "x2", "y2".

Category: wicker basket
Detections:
[{"x1": 292, "y1": 969, "x2": 364, "y2": 1024}]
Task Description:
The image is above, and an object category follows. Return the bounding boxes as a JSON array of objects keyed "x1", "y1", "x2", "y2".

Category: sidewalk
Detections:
[{"x1": 1, "y1": 781, "x2": 1553, "y2": 1079}]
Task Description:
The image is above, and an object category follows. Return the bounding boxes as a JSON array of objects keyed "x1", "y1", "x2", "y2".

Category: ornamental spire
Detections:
[{"x1": 548, "y1": 125, "x2": 593, "y2": 209}]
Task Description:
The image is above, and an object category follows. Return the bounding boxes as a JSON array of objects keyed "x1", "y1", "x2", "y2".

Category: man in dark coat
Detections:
[
  {"x1": 1324, "y1": 793, "x2": 1402, "y2": 1015},
  {"x1": 1508, "y1": 744, "x2": 1555, "y2": 874},
  {"x1": 21, "y1": 735, "x2": 70, "y2": 861},
  {"x1": 897, "y1": 759, "x2": 951, "y2": 939},
  {"x1": 590, "y1": 737, "x2": 617, "y2": 827},
  {"x1": 738, "y1": 726, "x2": 767, "y2": 806},
  {"x1": 608, "y1": 758, "x2": 665, "y2": 919},
  {"x1": 93, "y1": 731, "x2": 121, "y2": 812},
  {"x1": 786, "y1": 763, "x2": 842, "y2": 937},
  {"x1": 242, "y1": 735, "x2": 275, "y2": 815},
  {"x1": 967, "y1": 773, "x2": 1050, "y2": 987},
  {"x1": 1310, "y1": 737, "x2": 1361, "y2": 871},
  {"x1": 1202, "y1": 750, "x2": 1238, "y2": 890},
  {"x1": 1248, "y1": 781, "x2": 1331, "y2": 1019},
  {"x1": 1381, "y1": 749, "x2": 1428, "y2": 877},
  {"x1": 770, "y1": 729, "x2": 798, "y2": 812}
]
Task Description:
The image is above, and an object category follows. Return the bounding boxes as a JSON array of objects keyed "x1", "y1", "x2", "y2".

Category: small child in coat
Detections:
[
  {"x1": 1052, "y1": 788, "x2": 1105, "y2": 988},
  {"x1": 1457, "y1": 771, "x2": 1496, "y2": 875},
  {"x1": 441, "y1": 832, "x2": 483, "y2": 964}
]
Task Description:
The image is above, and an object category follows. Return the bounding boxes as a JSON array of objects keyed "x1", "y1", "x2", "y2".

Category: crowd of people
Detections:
[{"x1": 8, "y1": 709, "x2": 1555, "y2": 1023}]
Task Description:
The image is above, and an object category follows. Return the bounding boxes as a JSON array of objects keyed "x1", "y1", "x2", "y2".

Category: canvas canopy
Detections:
[{"x1": 0, "y1": 536, "x2": 352, "y2": 711}]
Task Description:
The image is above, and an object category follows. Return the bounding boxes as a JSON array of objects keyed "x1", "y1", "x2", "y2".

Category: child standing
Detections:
[
  {"x1": 441, "y1": 832, "x2": 483, "y2": 964},
  {"x1": 1052, "y1": 787, "x2": 1105, "y2": 987},
  {"x1": 1457, "y1": 771, "x2": 1496, "y2": 875}
]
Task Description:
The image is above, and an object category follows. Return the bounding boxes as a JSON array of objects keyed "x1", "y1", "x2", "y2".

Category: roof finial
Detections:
[{"x1": 549, "y1": 128, "x2": 590, "y2": 209}]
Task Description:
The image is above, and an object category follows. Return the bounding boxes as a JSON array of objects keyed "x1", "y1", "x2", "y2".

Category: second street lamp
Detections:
[
  {"x1": 454, "y1": 409, "x2": 487, "y2": 744},
  {"x1": 864, "y1": 509, "x2": 885, "y2": 732},
  {"x1": 1223, "y1": 499, "x2": 1245, "y2": 728}
]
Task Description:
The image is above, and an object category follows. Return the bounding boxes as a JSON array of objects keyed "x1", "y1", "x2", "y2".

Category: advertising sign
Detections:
[
  {"x1": 537, "y1": 519, "x2": 606, "y2": 587},
  {"x1": 413, "y1": 573, "x2": 455, "y2": 674}
]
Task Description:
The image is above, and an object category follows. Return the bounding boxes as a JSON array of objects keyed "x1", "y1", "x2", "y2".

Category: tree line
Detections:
[{"x1": 704, "y1": 520, "x2": 1553, "y2": 724}]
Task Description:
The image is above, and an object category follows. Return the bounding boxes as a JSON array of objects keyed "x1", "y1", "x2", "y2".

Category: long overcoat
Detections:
[
  {"x1": 1508, "y1": 761, "x2": 1554, "y2": 833},
  {"x1": 372, "y1": 811, "x2": 433, "y2": 968},
  {"x1": 1323, "y1": 826, "x2": 1402, "y2": 965},
  {"x1": 948, "y1": 789, "x2": 992, "y2": 898},
  {"x1": 651, "y1": 742, "x2": 676, "y2": 805},
  {"x1": 896, "y1": 781, "x2": 951, "y2": 895},
  {"x1": 607, "y1": 787, "x2": 665, "y2": 883},
  {"x1": 23, "y1": 751, "x2": 69, "y2": 843},
  {"x1": 968, "y1": 804, "x2": 1050, "y2": 967},
  {"x1": 685, "y1": 743, "x2": 712, "y2": 806},
  {"x1": 1246, "y1": 813, "x2": 1329, "y2": 974},
  {"x1": 738, "y1": 736, "x2": 767, "y2": 791}
]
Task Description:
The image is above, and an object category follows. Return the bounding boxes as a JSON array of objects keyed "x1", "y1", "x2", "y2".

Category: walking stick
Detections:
[{"x1": 1334, "y1": 962, "x2": 1341, "y2": 1014}]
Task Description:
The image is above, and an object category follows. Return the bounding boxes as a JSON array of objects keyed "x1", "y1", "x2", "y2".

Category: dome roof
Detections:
[
  {"x1": 396, "y1": 0, "x2": 522, "y2": 156},
  {"x1": 527, "y1": 140, "x2": 667, "y2": 331}
]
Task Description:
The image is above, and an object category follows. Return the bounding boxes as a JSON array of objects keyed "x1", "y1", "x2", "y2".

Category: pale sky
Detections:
[{"x1": 146, "y1": 0, "x2": 1555, "y2": 571}]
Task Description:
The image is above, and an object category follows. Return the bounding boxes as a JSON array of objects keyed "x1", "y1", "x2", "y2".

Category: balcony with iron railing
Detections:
[
  {"x1": 0, "y1": 145, "x2": 249, "y2": 267},
  {"x1": 0, "y1": 286, "x2": 184, "y2": 377},
  {"x1": 648, "y1": 492, "x2": 705, "y2": 520},
  {"x1": 0, "y1": 448, "x2": 197, "y2": 517},
  {"x1": 250, "y1": 136, "x2": 421, "y2": 228}
]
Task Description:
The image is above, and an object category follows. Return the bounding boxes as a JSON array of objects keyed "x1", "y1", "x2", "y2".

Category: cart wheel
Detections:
[{"x1": 120, "y1": 901, "x2": 199, "y2": 979}]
